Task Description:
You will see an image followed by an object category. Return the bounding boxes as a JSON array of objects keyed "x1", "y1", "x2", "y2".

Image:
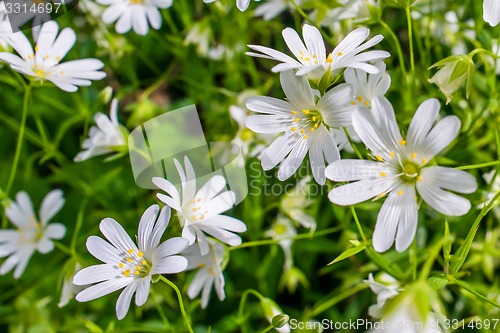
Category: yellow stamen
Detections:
[
  {"x1": 134, "y1": 271, "x2": 140, "y2": 275},
  {"x1": 300, "y1": 129, "x2": 305, "y2": 134},
  {"x1": 312, "y1": 54, "x2": 317, "y2": 59},
  {"x1": 119, "y1": 263, "x2": 124, "y2": 268},
  {"x1": 397, "y1": 190, "x2": 403, "y2": 196},
  {"x1": 142, "y1": 259, "x2": 147, "y2": 265},
  {"x1": 124, "y1": 270, "x2": 131, "y2": 277},
  {"x1": 294, "y1": 118, "x2": 299, "y2": 122},
  {"x1": 380, "y1": 172, "x2": 387, "y2": 177},
  {"x1": 357, "y1": 96, "x2": 363, "y2": 102},
  {"x1": 303, "y1": 135, "x2": 308, "y2": 139},
  {"x1": 411, "y1": 153, "x2": 417, "y2": 159},
  {"x1": 136, "y1": 265, "x2": 141, "y2": 270},
  {"x1": 291, "y1": 127, "x2": 297, "y2": 132},
  {"x1": 375, "y1": 155, "x2": 383, "y2": 161},
  {"x1": 314, "y1": 123, "x2": 319, "y2": 128},
  {"x1": 126, "y1": 257, "x2": 132, "y2": 262},
  {"x1": 337, "y1": 51, "x2": 343, "y2": 56},
  {"x1": 326, "y1": 54, "x2": 333, "y2": 63},
  {"x1": 399, "y1": 140, "x2": 406, "y2": 145},
  {"x1": 304, "y1": 57, "x2": 310, "y2": 61},
  {"x1": 291, "y1": 111, "x2": 297, "y2": 115},
  {"x1": 312, "y1": 116, "x2": 317, "y2": 121},
  {"x1": 421, "y1": 158, "x2": 427, "y2": 164},
  {"x1": 350, "y1": 101, "x2": 356, "y2": 105},
  {"x1": 310, "y1": 128, "x2": 315, "y2": 132},
  {"x1": 302, "y1": 109, "x2": 309, "y2": 114},
  {"x1": 138, "y1": 251, "x2": 143, "y2": 257},
  {"x1": 363, "y1": 101, "x2": 369, "y2": 106},
  {"x1": 417, "y1": 176, "x2": 423, "y2": 182},
  {"x1": 390, "y1": 151, "x2": 395, "y2": 158},
  {"x1": 127, "y1": 249, "x2": 134, "y2": 254}
]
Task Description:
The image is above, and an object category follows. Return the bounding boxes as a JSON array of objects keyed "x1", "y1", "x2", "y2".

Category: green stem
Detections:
[
  {"x1": 378, "y1": 19, "x2": 408, "y2": 77},
  {"x1": 307, "y1": 283, "x2": 369, "y2": 318},
  {"x1": 343, "y1": 127, "x2": 364, "y2": 160},
  {"x1": 405, "y1": 5, "x2": 415, "y2": 79},
  {"x1": 238, "y1": 289, "x2": 264, "y2": 333},
  {"x1": 152, "y1": 288, "x2": 172, "y2": 329},
  {"x1": 351, "y1": 206, "x2": 367, "y2": 243},
  {"x1": 70, "y1": 198, "x2": 89, "y2": 256},
  {"x1": 229, "y1": 226, "x2": 342, "y2": 251},
  {"x1": 5, "y1": 84, "x2": 32, "y2": 197},
  {"x1": 159, "y1": 276, "x2": 193, "y2": 333},
  {"x1": 456, "y1": 160, "x2": 499, "y2": 170},
  {"x1": 54, "y1": 241, "x2": 73, "y2": 256}
]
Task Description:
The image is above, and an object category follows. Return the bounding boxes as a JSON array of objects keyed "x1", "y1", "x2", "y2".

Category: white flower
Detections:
[
  {"x1": 483, "y1": 0, "x2": 500, "y2": 26},
  {"x1": 182, "y1": 242, "x2": 225, "y2": 309},
  {"x1": 0, "y1": 21, "x2": 106, "y2": 92},
  {"x1": 265, "y1": 215, "x2": 296, "y2": 271},
  {"x1": 247, "y1": 24, "x2": 389, "y2": 82},
  {"x1": 229, "y1": 104, "x2": 274, "y2": 160},
  {"x1": 153, "y1": 157, "x2": 247, "y2": 256},
  {"x1": 344, "y1": 61, "x2": 391, "y2": 113},
  {"x1": 365, "y1": 273, "x2": 400, "y2": 318},
  {"x1": 0, "y1": 190, "x2": 66, "y2": 278},
  {"x1": 254, "y1": 0, "x2": 302, "y2": 21},
  {"x1": 480, "y1": 169, "x2": 500, "y2": 218},
  {"x1": 245, "y1": 70, "x2": 354, "y2": 184},
  {"x1": 0, "y1": 3, "x2": 13, "y2": 49},
  {"x1": 74, "y1": 99, "x2": 127, "y2": 162},
  {"x1": 325, "y1": 97, "x2": 477, "y2": 252},
  {"x1": 204, "y1": 0, "x2": 251, "y2": 11},
  {"x1": 366, "y1": 275, "x2": 444, "y2": 333},
  {"x1": 97, "y1": 0, "x2": 172, "y2": 35},
  {"x1": 280, "y1": 176, "x2": 316, "y2": 231},
  {"x1": 73, "y1": 205, "x2": 188, "y2": 320},
  {"x1": 58, "y1": 262, "x2": 84, "y2": 308},
  {"x1": 320, "y1": 0, "x2": 375, "y2": 25}
]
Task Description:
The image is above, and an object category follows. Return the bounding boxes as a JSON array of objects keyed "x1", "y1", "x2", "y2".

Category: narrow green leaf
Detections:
[
  {"x1": 328, "y1": 244, "x2": 366, "y2": 265},
  {"x1": 427, "y1": 276, "x2": 448, "y2": 290},
  {"x1": 452, "y1": 277, "x2": 500, "y2": 308}
]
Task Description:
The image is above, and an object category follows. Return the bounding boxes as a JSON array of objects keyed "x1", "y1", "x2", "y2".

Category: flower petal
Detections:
[
  {"x1": 39, "y1": 190, "x2": 65, "y2": 226},
  {"x1": 116, "y1": 282, "x2": 137, "y2": 320}
]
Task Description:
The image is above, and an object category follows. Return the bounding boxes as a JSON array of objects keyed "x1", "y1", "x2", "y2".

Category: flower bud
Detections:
[{"x1": 428, "y1": 55, "x2": 475, "y2": 104}]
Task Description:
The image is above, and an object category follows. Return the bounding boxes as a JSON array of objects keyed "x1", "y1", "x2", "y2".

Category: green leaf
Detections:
[
  {"x1": 451, "y1": 277, "x2": 500, "y2": 308},
  {"x1": 84, "y1": 320, "x2": 104, "y2": 333},
  {"x1": 449, "y1": 192, "x2": 500, "y2": 275},
  {"x1": 328, "y1": 244, "x2": 366, "y2": 265},
  {"x1": 427, "y1": 276, "x2": 448, "y2": 290}
]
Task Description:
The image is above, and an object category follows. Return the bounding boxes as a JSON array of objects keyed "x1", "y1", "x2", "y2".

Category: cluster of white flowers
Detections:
[
  {"x1": 245, "y1": 23, "x2": 477, "y2": 253},
  {"x1": 69, "y1": 156, "x2": 247, "y2": 319}
]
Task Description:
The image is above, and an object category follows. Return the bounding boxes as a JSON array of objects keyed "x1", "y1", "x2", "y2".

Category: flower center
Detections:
[
  {"x1": 350, "y1": 95, "x2": 370, "y2": 107},
  {"x1": 185, "y1": 198, "x2": 208, "y2": 223},
  {"x1": 119, "y1": 249, "x2": 152, "y2": 278},
  {"x1": 34, "y1": 68, "x2": 46, "y2": 79},
  {"x1": 401, "y1": 160, "x2": 420, "y2": 181},
  {"x1": 274, "y1": 224, "x2": 287, "y2": 235},
  {"x1": 290, "y1": 109, "x2": 322, "y2": 140},
  {"x1": 241, "y1": 128, "x2": 254, "y2": 141}
]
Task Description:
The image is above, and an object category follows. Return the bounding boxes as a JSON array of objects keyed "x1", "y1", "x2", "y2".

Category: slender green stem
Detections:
[
  {"x1": 419, "y1": 239, "x2": 444, "y2": 282},
  {"x1": 343, "y1": 127, "x2": 364, "y2": 160},
  {"x1": 70, "y1": 198, "x2": 89, "y2": 256},
  {"x1": 5, "y1": 84, "x2": 32, "y2": 197},
  {"x1": 307, "y1": 283, "x2": 368, "y2": 318},
  {"x1": 238, "y1": 289, "x2": 264, "y2": 333},
  {"x1": 229, "y1": 226, "x2": 342, "y2": 251},
  {"x1": 405, "y1": 5, "x2": 415, "y2": 79},
  {"x1": 351, "y1": 206, "x2": 367, "y2": 243},
  {"x1": 259, "y1": 324, "x2": 274, "y2": 333},
  {"x1": 456, "y1": 160, "x2": 499, "y2": 170},
  {"x1": 159, "y1": 276, "x2": 193, "y2": 333},
  {"x1": 378, "y1": 19, "x2": 408, "y2": 77},
  {"x1": 54, "y1": 241, "x2": 73, "y2": 256},
  {"x1": 152, "y1": 288, "x2": 171, "y2": 329}
]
